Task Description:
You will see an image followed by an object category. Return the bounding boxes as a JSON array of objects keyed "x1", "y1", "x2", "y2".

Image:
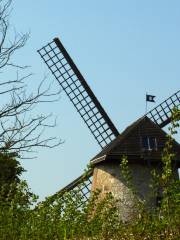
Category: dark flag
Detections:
[{"x1": 146, "y1": 94, "x2": 156, "y2": 102}]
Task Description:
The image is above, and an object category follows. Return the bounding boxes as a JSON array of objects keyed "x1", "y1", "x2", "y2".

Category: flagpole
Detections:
[
  {"x1": 145, "y1": 93, "x2": 148, "y2": 114},
  {"x1": 145, "y1": 93, "x2": 156, "y2": 115}
]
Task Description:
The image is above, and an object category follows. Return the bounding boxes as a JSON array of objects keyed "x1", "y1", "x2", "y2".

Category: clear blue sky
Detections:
[{"x1": 9, "y1": 0, "x2": 180, "y2": 200}]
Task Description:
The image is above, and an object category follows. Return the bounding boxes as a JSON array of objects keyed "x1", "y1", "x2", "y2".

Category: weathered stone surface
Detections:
[{"x1": 91, "y1": 161, "x2": 179, "y2": 221}]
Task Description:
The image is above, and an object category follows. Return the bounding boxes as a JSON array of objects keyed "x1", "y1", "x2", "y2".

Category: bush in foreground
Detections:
[{"x1": 0, "y1": 110, "x2": 179, "y2": 239}]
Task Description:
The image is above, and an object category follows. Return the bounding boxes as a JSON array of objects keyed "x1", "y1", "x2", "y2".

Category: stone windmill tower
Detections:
[
  {"x1": 38, "y1": 38, "x2": 180, "y2": 220},
  {"x1": 91, "y1": 116, "x2": 180, "y2": 220}
]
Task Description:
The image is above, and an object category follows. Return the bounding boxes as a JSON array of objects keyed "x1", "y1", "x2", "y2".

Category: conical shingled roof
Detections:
[{"x1": 90, "y1": 116, "x2": 180, "y2": 166}]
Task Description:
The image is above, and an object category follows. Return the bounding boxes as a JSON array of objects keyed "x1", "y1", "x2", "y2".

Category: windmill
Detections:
[{"x1": 38, "y1": 38, "x2": 180, "y2": 215}]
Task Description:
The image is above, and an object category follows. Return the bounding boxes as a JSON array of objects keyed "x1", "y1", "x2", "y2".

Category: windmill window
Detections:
[{"x1": 142, "y1": 137, "x2": 157, "y2": 151}]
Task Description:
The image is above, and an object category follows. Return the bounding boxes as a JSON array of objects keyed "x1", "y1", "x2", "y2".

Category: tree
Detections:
[
  {"x1": 0, "y1": 152, "x2": 24, "y2": 185},
  {"x1": 0, "y1": 0, "x2": 62, "y2": 193},
  {"x1": 0, "y1": 0, "x2": 62, "y2": 159}
]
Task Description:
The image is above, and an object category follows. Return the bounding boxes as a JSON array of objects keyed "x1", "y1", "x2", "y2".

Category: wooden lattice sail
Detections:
[
  {"x1": 38, "y1": 37, "x2": 180, "y2": 205},
  {"x1": 146, "y1": 90, "x2": 180, "y2": 127},
  {"x1": 38, "y1": 38, "x2": 119, "y2": 149},
  {"x1": 48, "y1": 90, "x2": 180, "y2": 203}
]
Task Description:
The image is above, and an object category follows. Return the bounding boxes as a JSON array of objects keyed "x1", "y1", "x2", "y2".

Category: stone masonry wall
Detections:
[{"x1": 91, "y1": 161, "x2": 179, "y2": 221}]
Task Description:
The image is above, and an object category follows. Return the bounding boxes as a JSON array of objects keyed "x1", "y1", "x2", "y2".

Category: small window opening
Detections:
[{"x1": 142, "y1": 136, "x2": 158, "y2": 151}]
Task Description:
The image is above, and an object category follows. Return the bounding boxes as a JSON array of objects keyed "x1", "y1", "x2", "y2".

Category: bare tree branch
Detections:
[{"x1": 0, "y1": 0, "x2": 62, "y2": 158}]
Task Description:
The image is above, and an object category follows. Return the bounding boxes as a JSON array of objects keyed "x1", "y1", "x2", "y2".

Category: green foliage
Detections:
[
  {"x1": 0, "y1": 110, "x2": 179, "y2": 239},
  {"x1": 0, "y1": 153, "x2": 24, "y2": 186},
  {"x1": 0, "y1": 153, "x2": 26, "y2": 203},
  {"x1": 120, "y1": 155, "x2": 132, "y2": 188}
]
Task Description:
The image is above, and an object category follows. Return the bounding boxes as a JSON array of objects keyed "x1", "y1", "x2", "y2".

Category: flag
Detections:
[{"x1": 146, "y1": 94, "x2": 156, "y2": 102}]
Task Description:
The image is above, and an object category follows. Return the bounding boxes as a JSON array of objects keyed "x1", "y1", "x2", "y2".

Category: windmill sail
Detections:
[
  {"x1": 47, "y1": 90, "x2": 180, "y2": 204},
  {"x1": 37, "y1": 37, "x2": 179, "y2": 206},
  {"x1": 50, "y1": 170, "x2": 93, "y2": 206},
  {"x1": 38, "y1": 37, "x2": 119, "y2": 149},
  {"x1": 146, "y1": 90, "x2": 180, "y2": 128}
]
